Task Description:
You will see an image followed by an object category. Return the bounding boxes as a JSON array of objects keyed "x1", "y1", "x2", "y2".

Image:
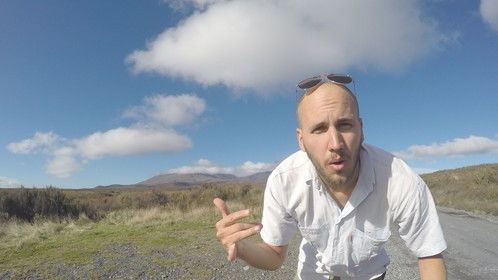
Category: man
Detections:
[{"x1": 214, "y1": 74, "x2": 447, "y2": 279}]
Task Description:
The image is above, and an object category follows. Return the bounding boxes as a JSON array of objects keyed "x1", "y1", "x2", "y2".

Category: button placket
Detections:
[{"x1": 332, "y1": 223, "x2": 340, "y2": 261}]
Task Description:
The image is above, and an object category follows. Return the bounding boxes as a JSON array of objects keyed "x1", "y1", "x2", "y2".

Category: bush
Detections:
[
  {"x1": 0, "y1": 187, "x2": 95, "y2": 222},
  {"x1": 0, "y1": 183, "x2": 266, "y2": 223},
  {"x1": 473, "y1": 169, "x2": 496, "y2": 185}
]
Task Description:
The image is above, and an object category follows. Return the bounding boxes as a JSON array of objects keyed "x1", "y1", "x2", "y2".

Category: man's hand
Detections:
[{"x1": 213, "y1": 198, "x2": 263, "y2": 261}]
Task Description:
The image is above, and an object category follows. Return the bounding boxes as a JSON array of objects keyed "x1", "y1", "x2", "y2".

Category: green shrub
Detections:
[
  {"x1": 0, "y1": 187, "x2": 96, "y2": 222},
  {"x1": 473, "y1": 169, "x2": 496, "y2": 185}
]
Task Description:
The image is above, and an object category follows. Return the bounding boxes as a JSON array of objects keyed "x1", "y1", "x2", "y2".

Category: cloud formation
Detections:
[
  {"x1": 7, "y1": 94, "x2": 205, "y2": 178},
  {"x1": 166, "y1": 158, "x2": 277, "y2": 176},
  {"x1": 394, "y1": 135, "x2": 498, "y2": 160},
  {"x1": 45, "y1": 155, "x2": 83, "y2": 179},
  {"x1": 123, "y1": 94, "x2": 206, "y2": 127},
  {"x1": 0, "y1": 176, "x2": 22, "y2": 188},
  {"x1": 480, "y1": 0, "x2": 498, "y2": 32},
  {"x1": 129, "y1": 0, "x2": 443, "y2": 91},
  {"x1": 75, "y1": 128, "x2": 191, "y2": 160},
  {"x1": 165, "y1": 0, "x2": 226, "y2": 10},
  {"x1": 7, "y1": 132, "x2": 62, "y2": 154}
]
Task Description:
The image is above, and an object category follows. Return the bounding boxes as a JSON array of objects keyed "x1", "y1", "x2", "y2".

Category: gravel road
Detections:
[
  {"x1": 1, "y1": 207, "x2": 497, "y2": 279},
  {"x1": 436, "y1": 207, "x2": 498, "y2": 279},
  {"x1": 212, "y1": 207, "x2": 498, "y2": 280}
]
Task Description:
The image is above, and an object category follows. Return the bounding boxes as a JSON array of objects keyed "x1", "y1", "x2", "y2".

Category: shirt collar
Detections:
[{"x1": 341, "y1": 144, "x2": 375, "y2": 218}]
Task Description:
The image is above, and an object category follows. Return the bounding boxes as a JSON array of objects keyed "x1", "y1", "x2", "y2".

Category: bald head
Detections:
[{"x1": 296, "y1": 82, "x2": 360, "y2": 127}]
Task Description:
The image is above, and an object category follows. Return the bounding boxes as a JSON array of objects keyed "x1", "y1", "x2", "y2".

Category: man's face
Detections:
[{"x1": 296, "y1": 83, "x2": 363, "y2": 189}]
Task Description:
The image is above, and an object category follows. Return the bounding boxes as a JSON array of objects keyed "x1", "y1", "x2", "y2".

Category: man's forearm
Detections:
[
  {"x1": 418, "y1": 254, "x2": 447, "y2": 280},
  {"x1": 237, "y1": 240, "x2": 287, "y2": 270}
]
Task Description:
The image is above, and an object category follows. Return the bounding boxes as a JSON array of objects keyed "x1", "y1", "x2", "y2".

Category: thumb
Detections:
[
  {"x1": 227, "y1": 243, "x2": 237, "y2": 261},
  {"x1": 213, "y1": 197, "x2": 230, "y2": 217}
]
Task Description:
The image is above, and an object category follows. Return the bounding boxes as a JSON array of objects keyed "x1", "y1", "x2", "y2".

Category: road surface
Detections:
[{"x1": 225, "y1": 207, "x2": 498, "y2": 279}]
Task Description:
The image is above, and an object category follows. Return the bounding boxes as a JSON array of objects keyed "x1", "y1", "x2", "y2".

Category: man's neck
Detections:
[
  {"x1": 325, "y1": 182, "x2": 355, "y2": 210},
  {"x1": 324, "y1": 161, "x2": 361, "y2": 210}
]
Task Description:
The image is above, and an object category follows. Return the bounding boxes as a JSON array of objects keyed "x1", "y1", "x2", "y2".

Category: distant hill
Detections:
[
  {"x1": 239, "y1": 171, "x2": 273, "y2": 183},
  {"x1": 421, "y1": 163, "x2": 498, "y2": 188},
  {"x1": 92, "y1": 163, "x2": 498, "y2": 216},
  {"x1": 421, "y1": 163, "x2": 498, "y2": 215},
  {"x1": 95, "y1": 171, "x2": 272, "y2": 189},
  {"x1": 95, "y1": 184, "x2": 148, "y2": 189},
  {"x1": 139, "y1": 173, "x2": 237, "y2": 187}
]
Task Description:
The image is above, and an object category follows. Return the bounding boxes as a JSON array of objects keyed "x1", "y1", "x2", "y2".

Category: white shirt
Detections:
[{"x1": 260, "y1": 144, "x2": 447, "y2": 280}]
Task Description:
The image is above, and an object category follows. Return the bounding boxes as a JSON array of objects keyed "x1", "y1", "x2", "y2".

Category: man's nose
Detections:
[{"x1": 327, "y1": 128, "x2": 343, "y2": 151}]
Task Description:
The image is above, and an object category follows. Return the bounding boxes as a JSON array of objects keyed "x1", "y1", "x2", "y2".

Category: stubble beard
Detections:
[{"x1": 307, "y1": 151, "x2": 360, "y2": 190}]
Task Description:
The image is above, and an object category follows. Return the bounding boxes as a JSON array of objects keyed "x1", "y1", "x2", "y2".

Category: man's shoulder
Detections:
[
  {"x1": 363, "y1": 143, "x2": 395, "y2": 165},
  {"x1": 363, "y1": 143, "x2": 418, "y2": 177},
  {"x1": 363, "y1": 144, "x2": 426, "y2": 204},
  {"x1": 272, "y1": 150, "x2": 310, "y2": 173},
  {"x1": 267, "y1": 150, "x2": 313, "y2": 186}
]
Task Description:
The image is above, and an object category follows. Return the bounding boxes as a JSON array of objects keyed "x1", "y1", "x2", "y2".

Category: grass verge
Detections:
[{"x1": 0, "y1": 199, "x2": 260, "y2": 278}]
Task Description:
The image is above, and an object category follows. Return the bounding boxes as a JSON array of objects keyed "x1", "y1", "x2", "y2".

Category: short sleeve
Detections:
[
  {"x1": 260, "y1": 173, "x2": 298, "y2": 246},
  {"x1": 395, "y1": 180, "x2": 447, "y2": 257}
]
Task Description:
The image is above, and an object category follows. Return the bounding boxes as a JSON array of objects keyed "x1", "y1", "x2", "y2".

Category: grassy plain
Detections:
[
  {"x1": 0, "y1": 184, "x2": 264, "y2": 278},
  {"x1": 0, "y1": 163, "x2": 496, "y2": 278},
  {"x1": 0, "y1": 208, "x2": 215, "y2": 278}
]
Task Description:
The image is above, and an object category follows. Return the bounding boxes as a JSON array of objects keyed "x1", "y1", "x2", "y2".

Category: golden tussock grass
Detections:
[
  {"x1": 422, "y1": 163, "x2": 498, "y2": 215},
  {"x1": 0, "y1": 183, "x2": 264, "y2": 253}
]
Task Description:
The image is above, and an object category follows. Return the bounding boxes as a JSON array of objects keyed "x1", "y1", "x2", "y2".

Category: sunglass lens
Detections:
[
  {"x1": 297, "y1": 77, "x2": 321, "y2": 89},
  {"x1": 327, "y1": 74, "x2": 352, "y2": 84}
]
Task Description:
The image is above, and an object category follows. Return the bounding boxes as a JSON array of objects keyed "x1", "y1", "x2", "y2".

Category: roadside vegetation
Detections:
[
  {"x1": 0, "y1": 183, "x2": 264, "y2": 278},
  {"x1": 0, "y1": 163, "x2": 496, "y2": 278},
  {"x1": 422, "y1": 163, "x2": 498, "y2": 216}
]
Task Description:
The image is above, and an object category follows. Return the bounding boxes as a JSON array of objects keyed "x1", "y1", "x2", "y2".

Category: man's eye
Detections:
[
  {"x1": 338, "y1": 123, "x2": 353, "y2": 130},
  {"x1": 312, "y1": 126, "x2": 327, "y2": 134}
]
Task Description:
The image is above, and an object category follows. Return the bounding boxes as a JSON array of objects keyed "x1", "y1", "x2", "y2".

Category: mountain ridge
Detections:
[
  {"x1": 95, "y1": 163, "x2": 498, "y2": 190},
  {"x1": 95, "y1": 171, "x2": 272, "y2": 189}
]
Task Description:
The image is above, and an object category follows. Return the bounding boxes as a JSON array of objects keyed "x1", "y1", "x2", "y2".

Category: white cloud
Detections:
[
  {"x1": 75, "y1": 127, "x2": 191, "y2": 160},
  {"x1": 164, "y1": 0, "x2": 227, "y2": 10},
  {"x1": 394, "y1": 135, "x2": 498, "y2": 160},
  {"x1": 123, "y1": 94, "x2": 206, "y2": 127},
  {"x1": 237, "y1": 161, "x2": 276, "y2": 176},
  {"x1": 7, "y1": 132, "x2": 61, "y2": 154},
  {"x1": 166, "y1": 158, "x2": 277, "y2": 176},
  {"x1": 0, "y1": 176, "x2": 22, "y2": 188},
  {"x1": 45, "y1": 156, "x2": 83, "y2": 178},
  {"x1": 480, "y1": 0, "x2": 498, "y2": 32},
  {"x1": 168, "y1": 159, "x2": 233, "y2": 174},
  {"x1": 7, "y1": 94, "x2": 204, "y2": 178},
  {"x1": 128, "y1": 0, "x2": 443, "y2": 91}
]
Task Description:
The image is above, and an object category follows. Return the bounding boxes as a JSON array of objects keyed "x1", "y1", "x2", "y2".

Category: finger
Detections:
[
  {"x1": 224, "y1": 224, "x2": 263, "y2": 246},
  {"x1": 227, "y1": 243, "x2": 236, "y2": 261},
  {"x1": 213, "y1": 198, "x2": 230, "y2": 217},
  {"x1": 217, "y1": 209, "x2": 252, "y2": 228},
  {"x1": 217, "y1": 222, "x2": 262, "y2": 239}
]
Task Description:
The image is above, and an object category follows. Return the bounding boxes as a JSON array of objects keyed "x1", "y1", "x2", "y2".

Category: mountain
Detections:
[
  {"x1": 95, "y1": 171, "x2": 272, "y2": 188},
  {"x1": 139, "y1": 173, "x2": 237, "y2": 187},
  {"x1": 94, "y1": 184, "x2": 148, "y2": 189},
  {"x1": 239, "y1": 171, "x2": 272, "y2": 183}
]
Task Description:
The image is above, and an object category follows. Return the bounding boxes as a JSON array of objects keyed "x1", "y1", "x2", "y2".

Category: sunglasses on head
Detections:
[{"x1": 297, "y1": 74, "x2": 353, "y2": 90}]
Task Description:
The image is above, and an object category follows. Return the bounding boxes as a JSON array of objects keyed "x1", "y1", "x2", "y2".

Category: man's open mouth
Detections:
[{"x1": 329, "y1": 159, "x2": 346, "y2": 170}]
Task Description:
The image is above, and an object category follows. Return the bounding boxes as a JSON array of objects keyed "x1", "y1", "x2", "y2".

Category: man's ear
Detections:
[{"x1": 296, "y1": 128, "x2": 306, "y2": 151}]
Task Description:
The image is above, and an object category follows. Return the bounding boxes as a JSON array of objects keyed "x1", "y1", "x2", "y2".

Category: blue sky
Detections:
[{"x1": 1, "y1": 0, "x2": 497, "y2": 189}]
